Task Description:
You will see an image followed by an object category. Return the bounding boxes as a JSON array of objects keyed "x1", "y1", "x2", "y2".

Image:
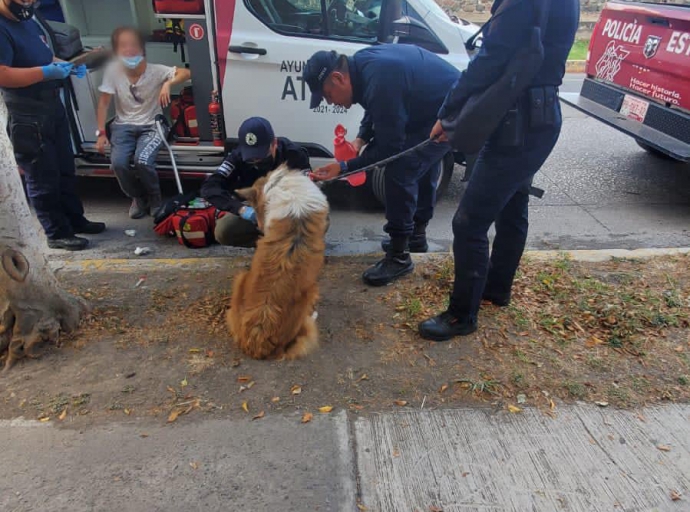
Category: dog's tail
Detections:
[{"x1": 283, "y1": 313, "x2": 319, "y2": 360}]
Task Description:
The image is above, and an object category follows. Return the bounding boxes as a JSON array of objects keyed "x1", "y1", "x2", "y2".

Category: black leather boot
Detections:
[
  {"x1": 363, "y1": 236, "x2": 414, "y2": 286},
  {"x1": 482, "y1": 291, "x2": 511, "y2": 307},
  {"x1": 74, "y1": 220, "x2": 106, "y2": 235},
  {"x1": 381, "y1": 222, "x2": 429, "y2": 253},
  {"x1": 418, "y1": 311, "x2": 477, "y2": 342},
  {"x1": 47, "y1": 235, "x2": 89, "y2": 251}
]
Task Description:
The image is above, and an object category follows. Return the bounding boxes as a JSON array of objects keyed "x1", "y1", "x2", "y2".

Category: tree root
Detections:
[{"x1": 1, "y1": 248, "x2": 87, "y2": 372}]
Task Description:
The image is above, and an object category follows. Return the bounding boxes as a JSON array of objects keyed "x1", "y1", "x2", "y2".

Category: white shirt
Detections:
[{"x1": 99, "y1": 60, "x2": 176, "y2": 126}]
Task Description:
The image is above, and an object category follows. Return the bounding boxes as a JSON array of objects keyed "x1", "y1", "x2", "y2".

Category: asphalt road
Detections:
[{"x1": 59, "y1": 75, "x2": 690, "y2": 260}]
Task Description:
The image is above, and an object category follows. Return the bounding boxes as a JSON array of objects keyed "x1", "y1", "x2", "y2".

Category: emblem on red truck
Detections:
[{"x1": 643, "y1": 35, "x2": 662, "y2": 59}]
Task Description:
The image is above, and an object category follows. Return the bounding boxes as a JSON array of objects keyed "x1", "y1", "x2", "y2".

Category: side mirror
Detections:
[{"x1": 391, "y1": 16, "x2": 448, "y2": 54}]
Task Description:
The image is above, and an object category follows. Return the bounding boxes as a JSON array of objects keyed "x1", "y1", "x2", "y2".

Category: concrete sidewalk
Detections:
[{"x1": 2, "y1": 405, "x2": 688, "y2": 511}]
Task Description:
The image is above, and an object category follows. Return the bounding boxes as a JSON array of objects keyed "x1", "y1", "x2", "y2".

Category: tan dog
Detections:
[{"x1": 228, "y1": 165, "x2": 330, "y2": 360}]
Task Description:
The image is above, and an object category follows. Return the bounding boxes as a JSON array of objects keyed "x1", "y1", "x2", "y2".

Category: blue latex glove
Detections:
[
  {"x1": 240, "y1": 206, "x2": 257, "y2": 224},
  {"x1": 71, "y1": 64, "x2": 87, "y2": 78},
  {"x1": 41, "y1": 62, "x2": 74, "y2": 81}
]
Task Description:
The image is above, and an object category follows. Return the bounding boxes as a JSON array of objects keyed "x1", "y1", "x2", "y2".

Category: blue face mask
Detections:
[{"x1": 121, "y1": 55, "x2": 144, "y2": 70}]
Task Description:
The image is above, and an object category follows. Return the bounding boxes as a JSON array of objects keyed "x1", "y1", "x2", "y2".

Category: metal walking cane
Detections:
[{"x1": 155, "y1": 115, "x2": 183, "y2": 195}]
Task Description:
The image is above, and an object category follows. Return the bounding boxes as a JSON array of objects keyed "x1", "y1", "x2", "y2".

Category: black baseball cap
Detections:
[
  {"x1": 303, "y1": 50, "x2": 340, "y2": 109},
  {"x1": 238, "y1": 117, "x2": 275, "y2": 161}
]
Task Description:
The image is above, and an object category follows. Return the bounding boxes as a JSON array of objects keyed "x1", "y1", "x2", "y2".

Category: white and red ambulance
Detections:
[{"x1": 48, "y1": 0, "x2": 480, "y2": 203}]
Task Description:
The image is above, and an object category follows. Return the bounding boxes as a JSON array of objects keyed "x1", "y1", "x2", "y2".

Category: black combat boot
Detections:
[
  {"x1": 74, "y1": 220, "x2": 106, "y2": 235},
  {"x1": 418, "y1": 310, "x2": 477, "y2": 342},
  {"x1": 47, "y1": 235, "x2": 89, "y2": 251},
  {"x1": 363, "y1": 236, "x2": 414, "y2": 286},
  {"x1": 482, "y1": 291, "x2": 511, "y2": 307},
  {"x1": 381, "y1": 222, "x2": 429, "y2": 253}
]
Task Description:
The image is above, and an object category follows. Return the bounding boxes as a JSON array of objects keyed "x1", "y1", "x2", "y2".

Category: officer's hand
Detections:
[
  {"x1": 159, "y1": 82, "x2": 172, "y2": 108},
  {"x1": 71, "y1": 64, "x2": 87, "y2": 79},
  {"x1": 430, "y1": 120, "x2": 448, "y2": 142},
  {"x1": 310, "y1": 162, "x2": 341, "y2": 182},
  {"x1": 240, "y1": 206, "x2": 258, "y2": 224},
  {"x1": 353, "y1": 138, "x2": 366, "y2": 154},
  {"x1": 41, "y1": 62, "x2": 74, "y2": 81},
  {"x1": 96, "y1": 134, "x2": 109, "y2": 155}
]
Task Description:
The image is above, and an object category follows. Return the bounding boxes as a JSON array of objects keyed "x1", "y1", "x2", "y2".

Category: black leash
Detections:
[
  {"x1": 321, "y1": 137, "x2": 437, "y2": 183},
  {"x1": 317, "y1": 137, "x2": 546, "y2": 199}
]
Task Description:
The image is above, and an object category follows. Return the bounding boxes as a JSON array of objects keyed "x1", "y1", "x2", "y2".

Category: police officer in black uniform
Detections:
[
  {"x1": 305, "y1": 45, "x2": 460, "y2": 286},
  {"x1": 201, "y1": 117, "x2": 310, "y2": 247},
  {"x1": 0, "y1": 0, "x2": 105, "y2": 251},
  {"x1": 419, "y1": 0, "x2": 580, "y2": 340}
]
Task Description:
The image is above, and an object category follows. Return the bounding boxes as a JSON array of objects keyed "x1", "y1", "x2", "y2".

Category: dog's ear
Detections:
[{"x1": 235, "y1": 186, "x2": 258, "y2": 205}]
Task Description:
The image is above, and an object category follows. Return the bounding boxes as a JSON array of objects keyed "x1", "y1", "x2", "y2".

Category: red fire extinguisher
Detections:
[
  {"x1": 209, "y1": 91, "x2": 224, "y2": 147},
  {"x1": 333, "y1": 124, "x2": 366, "y2": 186}
]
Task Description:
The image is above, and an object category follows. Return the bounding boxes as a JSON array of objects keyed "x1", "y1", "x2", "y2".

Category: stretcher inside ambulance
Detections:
[{"x1": 48, "y1": 0, "x2": 480, "y2": 202}]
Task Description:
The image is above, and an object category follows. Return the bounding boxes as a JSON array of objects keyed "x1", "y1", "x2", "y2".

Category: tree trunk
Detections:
[{"x1": 0, "y1": 96, "x2": 86, "y2": 371}]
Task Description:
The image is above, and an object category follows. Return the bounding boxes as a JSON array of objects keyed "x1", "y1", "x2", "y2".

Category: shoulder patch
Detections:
[{"x1": 217, "y1": 161, "x2": 235, "y2": 177}]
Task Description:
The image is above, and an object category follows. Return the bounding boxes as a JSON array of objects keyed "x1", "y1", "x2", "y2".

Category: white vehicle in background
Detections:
[{"x1": 44, "y1": 0, "x2": 480, "y2": 204}]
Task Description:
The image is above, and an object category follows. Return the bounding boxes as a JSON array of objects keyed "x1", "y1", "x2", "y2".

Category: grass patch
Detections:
[
  {"x1": 569, "y1": 39, "x2": 589, "y2": 60},
  {"x1": 387, "y1": 254, "x2": 690, "y2": 408}
]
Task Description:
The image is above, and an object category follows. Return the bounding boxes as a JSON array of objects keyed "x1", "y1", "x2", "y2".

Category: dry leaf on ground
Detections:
[
  {"x1": 356, "y1": 505, "x2": 368, "y2": 511},
  {"x1": 190, "y1": 462, "x2": 199, "y2": 470},
  {"x1": 508, "y1": 405, "x2": 522, "y2": 413},
  {"x1": 657, "y1": 444, "x2": 671, "y2": 452},
  {"x1": 167, "y1": 409, "x2": 181, "y2": 423},
  {"x1": 318, "y1": 406, "x2": 334, "y2": 413},
  {"x1": 180, "y1": 377, "x2": 188, "y2": 387},
  {"x1": 58, "y1": 409, "x2": 67, "y2": 421},
  {"x1": 301, "y1": 412, "x2": 313, "y2": 423},
  {"x1": 394, "y1": 400, "x2": 408, "y2": 407},
  {"x1": 237, "y1": 375, "x2": 252, "y2": 383},
  {"x1": 670, "y1": 489, "x2": 682, "y2": 501},
  {"x1": 252, "y1": 411, "x2": 265, "y2": 420},
  {"x1": 241, "y1": 401, "x2": 249, "y2": 413},
  {"x1": 291, "y1": 385, "x2": 302, "y2": 395},
  {"x1": 271, "y1": 396, "x2": 280, "y2": 403}
]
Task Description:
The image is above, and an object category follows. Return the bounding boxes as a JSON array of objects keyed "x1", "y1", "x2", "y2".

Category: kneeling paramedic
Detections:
[
  {"x1": 419, "y1": 0, "x2": 579, "y2": 341},
  {"x1": 0, "y1": 0, "x2": 105, "y2": 251},
  {"x1": 201, "y1": 117, "x2": 310, "y2": 247},
  {"x1": 305, "y1": 45, "x2": 459, "y2": 286}
]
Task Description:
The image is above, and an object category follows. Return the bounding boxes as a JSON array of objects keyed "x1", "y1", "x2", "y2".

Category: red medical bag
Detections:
[
  {"x1": 170, "y1": 86, "x2": 198, "y2": 138},
  {"x1": 152, "y1": 0, "x2": 204, "y2": 15}
]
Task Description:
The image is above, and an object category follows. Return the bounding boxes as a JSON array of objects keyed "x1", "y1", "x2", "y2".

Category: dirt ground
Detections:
[{"x1": 1, "y1": 254, "x2": 688, "y2": 427}]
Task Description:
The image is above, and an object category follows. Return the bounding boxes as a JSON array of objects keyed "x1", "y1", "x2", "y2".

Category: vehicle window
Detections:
[
  {"x1": 246, "y1": 0, "x2": 326, "y2": 36},
  {"x1": 327, "y1": 0, "x2": 381, "y2": 40},
  {"x1": 246, "y1": 0, "x2": 381, "y2": 41}
]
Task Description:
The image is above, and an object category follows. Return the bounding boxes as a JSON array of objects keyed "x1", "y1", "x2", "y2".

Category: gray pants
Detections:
[
  {"x1": 110, "y1": 123, "x2": 165, "y2": 200},
  {"x1": 215, "y1": 214, "x2": 261, "y2": 247}
]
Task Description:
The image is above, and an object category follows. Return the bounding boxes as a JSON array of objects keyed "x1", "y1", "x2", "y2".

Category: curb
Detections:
[
  {"x1": 50, "y1": 248, "x2": 690, "y2": 273},
  {"x1": 566, "y1": 60, "x2": 586, "y2": 73}
]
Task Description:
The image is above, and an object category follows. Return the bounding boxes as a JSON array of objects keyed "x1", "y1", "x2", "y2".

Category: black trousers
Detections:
[
  {"x1": 449, "y1": 103, "x2": 562, "y2": 321},
  {"x1": 384, "y1": 139, "x2": 451, "y2": 239},
  {"x1": 7, "y1": 93, "x2": 86, "y2": 239}
]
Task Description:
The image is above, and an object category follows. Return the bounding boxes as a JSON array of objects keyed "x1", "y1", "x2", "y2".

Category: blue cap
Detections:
[
  {"x1": 238, "y1": 117, "x2": 275, "y2": 161},
  {"x1": 303, "y1": 50, "x2": 340, "y2": 109}
]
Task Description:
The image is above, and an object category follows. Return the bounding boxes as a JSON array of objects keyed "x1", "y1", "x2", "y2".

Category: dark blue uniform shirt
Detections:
[
  {"x1": 345, "y1": 44, "x2": 460, "y2": 172},
  {"x1": 439, "y1": 0, "x2": 580, "y2": 119},
  {"x1": 0, "y1": 15, "x2": 54, "y2": 94}
]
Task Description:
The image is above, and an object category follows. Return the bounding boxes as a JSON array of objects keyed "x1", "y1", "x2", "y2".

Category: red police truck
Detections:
[{"x1": 561, "y1": 1, "x2": 690, "y2": 162}]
